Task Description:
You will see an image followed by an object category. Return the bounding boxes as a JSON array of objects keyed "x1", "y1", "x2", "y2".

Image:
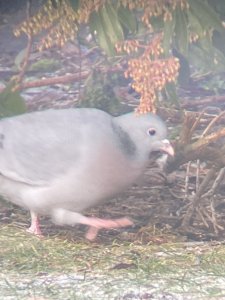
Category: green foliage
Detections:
[
  {"x1": 208, "y1": 0, "x2": 225, "y2": 20},
  {"x1": 14, "y1": 48, "x2": 26, "y2": 70},
  {"x1": 15, "y1": 50, "x2": 61, "y2": 72},
  {"x1": 13, "y1": 0, "x2": 225, "y2": 108},
  {"x1": 189, "y1": 39, "x2": 225, "y2": 73},
  {"x1": 78, "y1": 70, "x2": 131, "y2": 115},
  {"x1": 117, "y1": 5, "x2": 137, "y2": 34},
  {"x1": 198, "y1": 74, "x2": 225, "y2": 95},
  {"x1": 89, "y1": 3, "x2": 137, "y2": 56},
  {"x1": 161, "y1": 0, "x2": 225, "y2": 85},
  {"x1": 173, "y1": 50, "x2": 190, "y2": 88},
  {"x1": 163, "y1": 82, "x2": 180, "y2": 106},
  {"x1": 68, "y1": 0, "x2": 79, "y2": 11},
  {"x1": 174, "y1": 7, "x2": 188, "y2": 57},
  {"x1": 162, "y1": 16, "x2": 175, "y2": 56},
  {"x1": 29, "y1": 58, "x2": 61, "y2": 72},
  {"x1": 0, "y1": 84, "x2": 27, "y2": 118},
  {"x1": 188, "y1": 0, "x2": 224, "y2": 32},
  {"x1": 213, "y1": 31, "x2": 225, "y2": 57},
  {"x1": 78, "y1": 0, "x2": 225, "y2": 86}
]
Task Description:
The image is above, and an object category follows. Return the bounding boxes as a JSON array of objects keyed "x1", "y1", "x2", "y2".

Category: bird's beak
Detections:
[{"x1": 160, "y1": 139, "x2": 174, "y2": 156}]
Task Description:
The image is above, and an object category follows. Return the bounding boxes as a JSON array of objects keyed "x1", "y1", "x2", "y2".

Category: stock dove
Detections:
[{"x1": 0, "y1": 108, "x2": 174, "y2": 239}]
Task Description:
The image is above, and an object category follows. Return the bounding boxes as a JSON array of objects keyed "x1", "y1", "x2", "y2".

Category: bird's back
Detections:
[{"x1": 0, "y1": 108, "x2": 113, "y2": 185}]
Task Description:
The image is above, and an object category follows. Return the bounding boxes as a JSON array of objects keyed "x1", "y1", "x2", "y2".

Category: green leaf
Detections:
[
  {"x1": 68, "y1": 0, "x2": 80, "y2": 11},
  {"x1": 89, "y1": 3, "x2": 124, "y2": 56},
  {"x1": 173, "y1": 49, "x2": 190, "y2": 88},
  {"x1": 90, "y1": 11, "x2": 115, "y2": 55},
  {"x1": 187, "y1": 10, "x2": 204, "y2": 37},
  {"x1": 117, "y1": 5, "x2": 137, "y2": 33},
  {"x1": 29, "y1": 58, "x2": 61, "y2": 72},
  {"x1": 188, "y1": 0, "x2": 224, "y2": 32},
  {"x1": 189, "y1": 43, "x2": 225, "y2": 73},
  {"x1": 0, "y1": 84, "x2": 27, "y2": 118},
  {"x1": 150, "y1": 16, "x2": 164, "y2": 30},
  {"x1": 198, "y1": 34, "x2": 214, "y2": 54},
  {"x1": 163, "y1": 82, "x2": 180, "y2": 106},
  {"x1": 51, "y1": 0, "x2": 63, "y2": 9},
  {"x1": 162, "y1": 14, "x2": 175, "y2": 56},
  {"x1": 210, "y1": 47, "x2": 225, "y2": 71},
  {"x1": 208, "y1": 0, "x2": 225, "y2": 19},
  {"x1": 14, "y1": 48, "x2": 26, "y2": 70},
  {"x1": 174, "y1": 7, "x2": 188, "y2": 57},
  {"x1": 100, "y1": 3, "x2": 124, "y2": 43},
  {"x1": 213, "y1": 31, "x2": 225, "y2": 56}
]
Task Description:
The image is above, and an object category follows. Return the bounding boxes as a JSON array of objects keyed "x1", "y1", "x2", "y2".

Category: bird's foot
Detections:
[
  {"x1": 27, "y1": 212, "x2": 43, "y2": 237},
  {"x1": 26, "y1": 224, "x2": 43, "y2": 236},
  {"x1": 85, "y1": 217, "x2": 133, "y2": 240}
]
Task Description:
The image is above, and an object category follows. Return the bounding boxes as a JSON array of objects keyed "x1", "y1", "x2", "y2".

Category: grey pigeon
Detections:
[{"x1": 0, "y1": 108, "x2": 174, "y2": 240}]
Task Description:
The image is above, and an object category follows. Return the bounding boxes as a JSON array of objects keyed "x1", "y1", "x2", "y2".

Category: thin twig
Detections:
[
  {"x1": 16, "y1": 34, "x2": 33, "y2": 87},
  {"x1": 182, "y1": 94, "x2": 225, "y2": 109},
  {"x1": 203, "y1": 167, "x2": 225, "y2": 198},
  {"x1": 210, "y1": 197, "x2": 223, "y2": 234},
  {"x1": 202, "y1": 111, "x2": 225, "y2": 137},
  {"x1": 196, "y1": 207, "x2": 209, "y2": 228},
  {"x1": 184, "y1": 162, "x2": 191, "y2": 200},
  {"x1": 77, "y1": 41, "x2": 82, "y2": 103},
  {"x1": 16, "y1": 65, "x2": 123, "y2": 91},
  {"x1": 202, "y1": 203, "x2": 223, "y2": 233},
  {"x1": 181, "y1": 166, "x2": 218, "y2": 227},
  {"x1": 189, "y1": 111, "x2": 205, "y2": 139},
  {"x1": 15, "y1": 0, "x2": 33, "y2": 89},
  {"x1": 17, "y1": 72, "x2": 90, "y2": 90},
  {"x1": 191, "y1": 128, "x2": 225, "y2": 151},
  {"x1": 196, "y1": 160, "x2": 200, "y2": 192}
]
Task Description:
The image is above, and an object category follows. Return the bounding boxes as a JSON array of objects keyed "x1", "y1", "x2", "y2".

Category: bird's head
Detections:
[{"x1": 115, "y1": 112, "x2": 174, "y2": 161}]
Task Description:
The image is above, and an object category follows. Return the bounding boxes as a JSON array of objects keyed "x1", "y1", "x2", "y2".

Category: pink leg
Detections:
[
  {"x1": 27, "y1": 211, "x2": 43, "y2": 236},
  {"x1": 52, "y1": 209, "x2": 133, "y2": 240},
  {"x1": 84, "y1": 217, "x2": 133, "y2": 240}
]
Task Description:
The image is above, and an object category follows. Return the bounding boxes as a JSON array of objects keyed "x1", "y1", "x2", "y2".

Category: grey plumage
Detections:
[{"x1": 0, "y1": 108, "x2": 173, "y2": 239}]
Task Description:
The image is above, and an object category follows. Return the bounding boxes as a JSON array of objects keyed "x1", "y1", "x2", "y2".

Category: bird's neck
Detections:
[{"x1": 113, "y1": 117, "x2": 150, "y2": 164}]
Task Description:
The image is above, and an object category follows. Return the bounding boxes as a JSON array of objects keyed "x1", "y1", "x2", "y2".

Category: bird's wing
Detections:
[{"x1": 0, "y1": 109, "x2": 112, "y2": 185}]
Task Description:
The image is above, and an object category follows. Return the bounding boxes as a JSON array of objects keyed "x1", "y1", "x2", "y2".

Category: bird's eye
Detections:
[{"x1": 147, "y1": 128, "x2": 156, "y2": 136}]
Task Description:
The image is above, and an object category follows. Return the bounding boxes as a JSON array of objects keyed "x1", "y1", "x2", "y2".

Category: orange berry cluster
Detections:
[
  {"x1": 189, "y1": 29, "x2": 209, "y2": 44},
  {"x1": 115, "y1": 40, "x2": 140, "y2": 54},
  {"x1": 14, "y1": 0, "x2": 189, "y2": 52},
  {"x1": 14, "y1": 0, "x2": 106, "y2": 50},
  {"x1": 119, "y1": 0, "x2": 189, "y2": 28},
  {"x1": 189, "y1": 32, "x2": 199, "y2": 43},
  {"x1": 77, "y1": 0, "x2": 107, "y2": 24},
  {"x1": 117, "y1": 35, "x2": 180, "y2": 113},
  {"x1": 14, "y1": 0, "x2": 78, "y2": 50}
]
